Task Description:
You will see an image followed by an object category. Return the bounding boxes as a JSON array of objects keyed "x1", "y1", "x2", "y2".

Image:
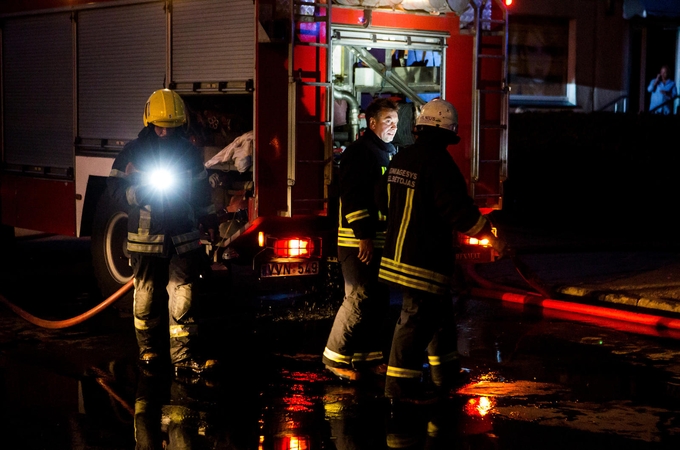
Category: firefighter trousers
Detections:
[
  {"x1": 131, "y1": 249, "x2": 205, "y2": 364},
  {"x1": 322, "y1": 246, "x2": 390, "y2": 370},
  {"x1": 385, "y1": 286, "x2": 460, "y2": 399}
]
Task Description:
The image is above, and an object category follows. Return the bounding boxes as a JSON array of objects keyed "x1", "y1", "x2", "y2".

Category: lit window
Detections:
[{"x1": 509, "y1": 17, "x2": 575, "y2": 106}]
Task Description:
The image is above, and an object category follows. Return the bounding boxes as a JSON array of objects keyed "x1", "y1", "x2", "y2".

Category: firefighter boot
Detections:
[
  {"x1": 386, "y1": 401, "x2": 424, "y2": 449},
  {"x1": 431, "y1": 364, "x2": 471, "y2": 400},
  {"x1": 174, "y1": 357, "x2": 220, "y2": 376},
  {"x1": 386, "y1": 376, "x2": 439, "y2": 406},
  {"x1": 138, "y1": 351, "x2": 162, "y2": 367},
  {"x1": 325, "y1": 364, "x2": 362, "y2": 382}
]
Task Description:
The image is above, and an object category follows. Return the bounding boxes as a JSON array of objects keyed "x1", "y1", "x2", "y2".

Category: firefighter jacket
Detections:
[
  {"x1": 108, "y1": 126, "x2": 216, "y2": 256},
  {"x1": 379, "y1": 133, "x2": 488, "y2": 294},
  {"x1": 337, "y1": 129, "x2": 396, "y2": 249}
]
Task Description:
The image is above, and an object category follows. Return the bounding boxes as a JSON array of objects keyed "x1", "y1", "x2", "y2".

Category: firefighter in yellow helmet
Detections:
[
  {"x1": 379, "y1": 98, "x2": 504, "y2": 404},
  {"x1": 107, "y1": 89, "x2": 218, "y2": 376}
]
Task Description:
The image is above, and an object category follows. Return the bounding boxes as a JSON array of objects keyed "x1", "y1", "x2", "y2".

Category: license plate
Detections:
[{"x1": 261, "y1": 261, "x2": 320, "y2": 278}]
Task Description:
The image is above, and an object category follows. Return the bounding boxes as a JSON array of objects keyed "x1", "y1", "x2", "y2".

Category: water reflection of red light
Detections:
[
  {"x1": 464, "y1": 396, "x2": 495, "y2": 417},
  {"x1": 284, "y1": 370, "x2": 328, "y2": 383},
  {"x1": 283, "y1": 394, "x2": 314, "y2": 412},
  {"x1": 541, "y1": 308, "x2": 680, "y2": 340},
  {"x1": 282, "y1": 383, "x2": 315, "y2": 413}
]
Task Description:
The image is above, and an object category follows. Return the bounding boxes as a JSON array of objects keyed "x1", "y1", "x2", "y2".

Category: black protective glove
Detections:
[
  {"x1": 127, "y1": 183, "x2": 156, "y2": 207},
  {"x1": 472, "y1": 214, "x2": 507, "y2": 259},
  {"x1": 199, "y1": 213, "x2": 219, "y2": 244},
  {"x1": 489, "y1": 234, "x2": 507, "y2": 259}
]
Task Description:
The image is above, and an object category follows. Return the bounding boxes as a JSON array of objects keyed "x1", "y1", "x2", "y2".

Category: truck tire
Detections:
[{"x1": 91, "y1": 189, "x2": 134, "y2": 314}]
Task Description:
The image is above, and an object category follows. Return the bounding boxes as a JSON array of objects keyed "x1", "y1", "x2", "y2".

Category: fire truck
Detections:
[{"x1": 0, "y1": 0, "x2": 508, "y2": 303}]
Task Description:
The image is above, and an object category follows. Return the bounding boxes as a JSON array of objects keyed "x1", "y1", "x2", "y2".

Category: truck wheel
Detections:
[{"x1": 91, "y1": 189, "x2": 133, "y2": 314}]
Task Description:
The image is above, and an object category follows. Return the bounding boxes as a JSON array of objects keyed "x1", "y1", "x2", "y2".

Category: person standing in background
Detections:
[{"x1": 648, "y1": 65, "x2": 677, "y2": 114}]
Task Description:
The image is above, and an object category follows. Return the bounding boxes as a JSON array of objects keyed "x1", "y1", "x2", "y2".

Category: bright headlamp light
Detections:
[{"x1": 147, "y1": 169, "x2": 175, "y2": 191}]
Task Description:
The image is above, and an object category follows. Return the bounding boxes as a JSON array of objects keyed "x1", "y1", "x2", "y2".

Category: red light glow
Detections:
[
  {"x1": 464, "y1": 396, "x2": 495, "y2": 417},
  {"x1": 468, "y1": 237, "x2": 490, "y2": 246},
  {"x1": 505, "y1": 0, "x2": 513, "y2": 5},
  {"x1": 274, "y1": 238, "x2": 313, "y2": 258},
  {"x1": 275, "y1": 436, "x2": 310, "y2": 450}
]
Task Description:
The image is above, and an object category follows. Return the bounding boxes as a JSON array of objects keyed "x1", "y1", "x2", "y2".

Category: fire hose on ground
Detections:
[
  {"x1": 464, "y1": 250, "x2": 680, "y2": 336},
  {"x1": 2, "y1": 249, "x2": 680, "y2": 336},
  {"x1": 0, "y1": 279, "x2": 134, "y2": 329}
]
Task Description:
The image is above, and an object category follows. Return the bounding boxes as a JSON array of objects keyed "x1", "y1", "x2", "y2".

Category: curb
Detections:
[{"x1": 557, "y1": 285, "x2": 680, "y2": 315}]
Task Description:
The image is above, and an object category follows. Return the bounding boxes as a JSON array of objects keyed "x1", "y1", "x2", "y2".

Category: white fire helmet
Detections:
[{"x1": 415, "y1": 98, "x2": 458, "y2": 134}]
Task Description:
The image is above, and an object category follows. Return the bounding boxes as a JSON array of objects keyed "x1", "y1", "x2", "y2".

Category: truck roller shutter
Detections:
[
  {"x1": 2, "y1": 13, "x2": 73, "y2": 169},
  {"x1": 172, "y1": 0, "x2": 254, "y2": 84},
  {"x1": 78, "y1": 2, "x2": 165, "y2": 143}
]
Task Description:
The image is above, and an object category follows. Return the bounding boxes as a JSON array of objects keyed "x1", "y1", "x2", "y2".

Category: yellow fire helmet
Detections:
[{"x1": 143, "y1": 89, "x2": 187, "y2": 128}]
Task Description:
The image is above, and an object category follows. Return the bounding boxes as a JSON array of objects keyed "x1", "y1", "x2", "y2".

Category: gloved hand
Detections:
[
  {"x1": 489, "y1": 235, "x2": 507, "y2": 259},
  {"x1": 126, "y1": 183, "x2": 156, "y2": 207},
  {"x1": 473, "y1": 214, "x2": 507, "y2": 259},
  {"x1": 124, "y1": 163, "x2": 152, "y2": 206},
  {"x1": 124, "y1": 162, "x2": 143, "y2": 184},
  {"x1": 125, "y1": 171, "x2": 143, "y2": 186},
  {"x1": 199, "y1": 213, "x2": 219, "y2": 244}
]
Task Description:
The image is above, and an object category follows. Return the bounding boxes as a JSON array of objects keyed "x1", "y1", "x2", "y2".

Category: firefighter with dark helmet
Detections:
[
  {"x1": 107, "y1": 88, "x2": 218, "y2": 375},
  {"x1": 379, "y1": 98, "x2": 504, "y2": 403}
]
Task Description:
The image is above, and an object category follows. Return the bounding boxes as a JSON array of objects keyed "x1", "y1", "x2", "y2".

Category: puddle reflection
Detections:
[
  {"x1": 4, "y1": 294, "x2": 680, "y2": 448},
  {"x1": 134, "y1": 371, "x2": 232, "y2": 449}
]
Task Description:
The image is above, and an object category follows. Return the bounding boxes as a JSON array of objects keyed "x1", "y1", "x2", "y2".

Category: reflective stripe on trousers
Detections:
[
  {"x1": 322, "y1": 246, "x2": 390, "y2": 370},
  {"x1": 385, "y1": 286, "x2": 459, "y2": 399},
  {"x1": 131, "y1": 249, "x2": 205, "y2": 363}
]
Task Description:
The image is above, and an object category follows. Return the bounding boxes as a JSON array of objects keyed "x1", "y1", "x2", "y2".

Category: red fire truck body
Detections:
[{"x1": 0, "y1": 0, "x2": 507, "y2": 299}]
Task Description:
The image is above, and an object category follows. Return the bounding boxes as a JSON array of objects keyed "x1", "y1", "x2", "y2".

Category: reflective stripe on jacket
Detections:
[
  {"x1": 379, "y1": 134, "x2": 486, "y2": 294},
  {"x1": 107, "y1": 126, "x2": 215, "y2": 256}
]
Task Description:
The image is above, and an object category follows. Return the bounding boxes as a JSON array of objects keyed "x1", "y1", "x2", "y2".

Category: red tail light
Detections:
[
  {"x1": 458, "y1": 226, "x2": 497, "y2": 247},
  {"x1": 460, "y1": 235, "x2": 491, "y2": 247},
  {"x1": 273, "y1": 238, "x2": 314, "y2": 258},
  {"x1": 469, "y1": 237, "x2": 490, "y2": 246},
  {"x1": 274, "y1": 436, "x2": 310, "y2": 450}
]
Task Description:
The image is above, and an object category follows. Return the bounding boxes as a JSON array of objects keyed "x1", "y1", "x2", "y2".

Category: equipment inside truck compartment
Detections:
[
  {"x1": 206, "y1": 131, "x2": 254, "y2": 242},
  {"x1": 180, "y1": 93, "x2": 255, "y2": 243}
]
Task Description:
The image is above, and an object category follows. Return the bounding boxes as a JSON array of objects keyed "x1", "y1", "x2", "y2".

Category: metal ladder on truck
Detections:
[
  {"x1": 470, "y1": 0, "x2": 509, "y2": 211},
  {"x1": 286, "y1": 0, "x2": 333, "y2": 217}
]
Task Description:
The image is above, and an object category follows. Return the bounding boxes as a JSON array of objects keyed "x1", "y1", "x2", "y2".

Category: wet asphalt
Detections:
[{"x1": 1, "y1": 230, "x2": 680, "y2": 449}]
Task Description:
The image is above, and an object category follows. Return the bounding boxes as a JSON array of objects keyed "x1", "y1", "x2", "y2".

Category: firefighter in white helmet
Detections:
[
  {"x1": 379, "y1": 98, "x2": 504, "y2": 404},
  {"x1": 107, "y1": 89, "x2": 218, "y2": 375}
]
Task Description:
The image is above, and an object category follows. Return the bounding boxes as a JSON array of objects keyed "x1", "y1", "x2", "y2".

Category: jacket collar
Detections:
[{"x1": 364, "y1": 129, "x2": 397, "y2": 156}]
